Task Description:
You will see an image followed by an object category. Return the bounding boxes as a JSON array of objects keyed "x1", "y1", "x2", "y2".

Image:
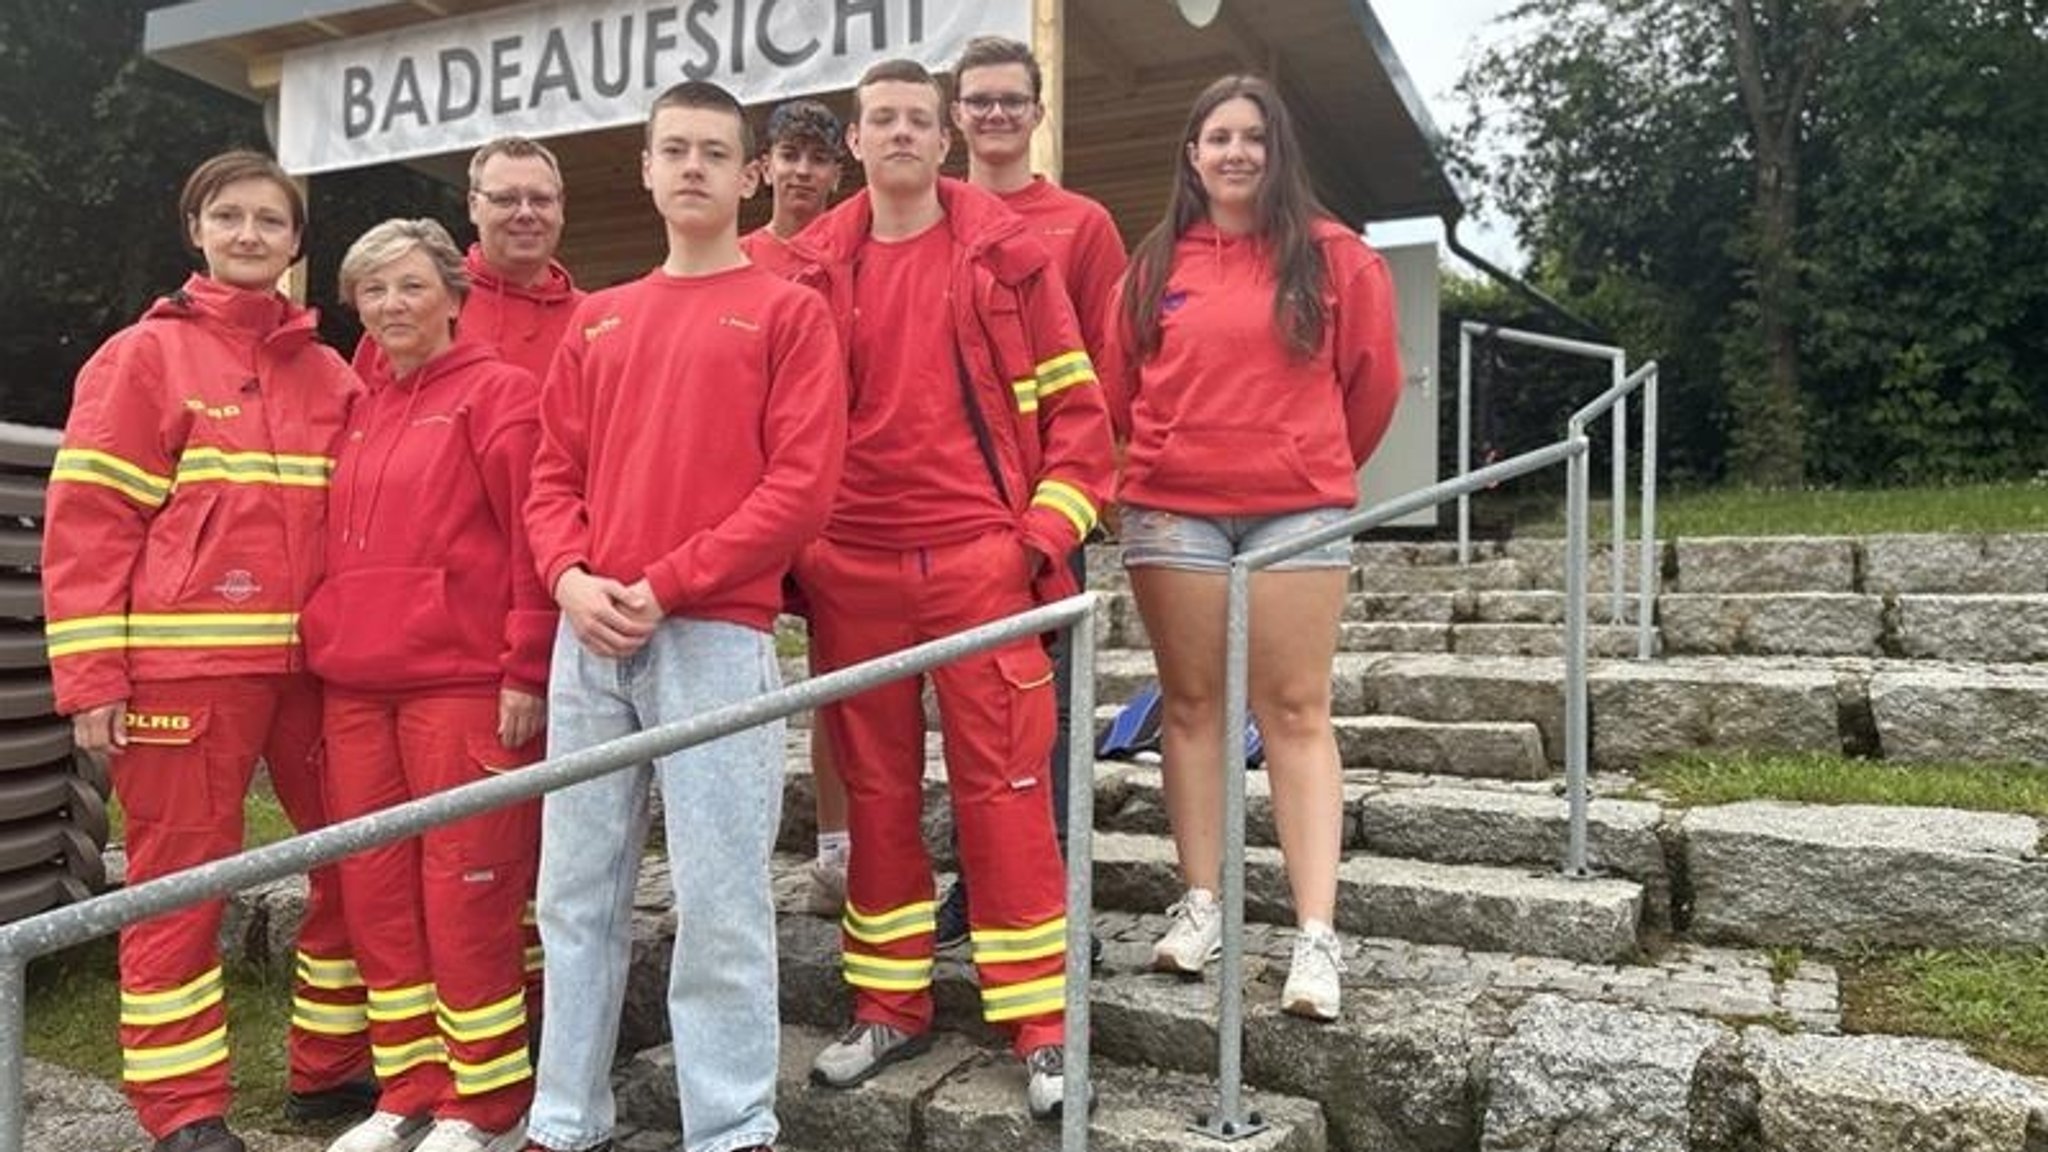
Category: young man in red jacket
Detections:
[
  {"x1": 520, "y1": 80, "x2": 847, "y2": 1152},
  {"x1": 789, "y1": 58, "x2": 1113, "y2": 1122},
  {"x1": 933, "y1": 33, "x2": 1132, "y2": 952}
]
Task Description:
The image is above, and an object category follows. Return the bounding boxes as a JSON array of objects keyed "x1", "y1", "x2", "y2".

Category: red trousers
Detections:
[
  {"x1": 322, "y1": 692, "x2": 540, "y2": 1131},
  {"x1": 797, "y1": 531, "x2": 1067, "y2": 1054},
  {"x1": 110, "y1": 674, "x2": 369, "y2": 1138}
]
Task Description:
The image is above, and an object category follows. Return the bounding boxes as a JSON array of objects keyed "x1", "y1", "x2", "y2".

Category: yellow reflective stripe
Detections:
[
  {"x1": 1011, "y1": 377, "x2": 1040, "y2": 414},
  {"x1": 51, "y1": 448, "x2": 172, "y2": 507},
  {"x1": 982, "y1": 973, "x2": 1065, "y2": 1023},
  {"x1": 1035, "y1": 351, "x2": 1097, "y2": 397},
  {"x1": 372, "y1": 1035, "x2": 447, "y2": 1079},
  {"x1": 842, "y1": 900, "x2": 936, "y2": 946},
  {"x1": 437, "y1": 991, "x2": 526, "y2": 1044},
  {"x1": 292, "y1": 997, "x2": 369, "y2": 1036},
  {"x1": 119, "y1": 968, "x2": 224, "y2": 1027},
  {"x1": 366, "y1": 982, "x2": 436, "y2": 1023},
  {"x1": 842, "y1": 952, "x2": 933, "y2": 992},
  {"x1": 451, "y1": 1047, "x2": 534, "y2": 1096},
  {"x1": 1031, "y1": 479, "x2": 1097, "y2": 538},
  {"x1": 175, "y1": 448, "x2": 333, "y2": 489},
  {"x1": 295, "y1": 952, "x2": 363, "y2": 990},
  {"x1": 123, "y1": 1025, "x2": 228, "y2": 1083},
  {"x1": 970, "y1": 917, "x2": 1068, "y2": 965},
  {"x1": 128, "y1": 612, "x2": 300, "y2": 649},
  {"x1": 45, "y1": 615, "x2": 130, "y2": 658},
  {"x1": 521, "y1": 901, "x2": 538, "y2": 928},
  {"x1": 523, "y1": 945, "x2": 544, "y2": 974}
]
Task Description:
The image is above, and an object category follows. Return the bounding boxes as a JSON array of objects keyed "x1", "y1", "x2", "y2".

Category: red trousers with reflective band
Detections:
[
  {"x1": 322, "y1": 692, "x2": 541, "y2": 1131},
  {"x1": 797, "y1": 531, "x2": 1067, "y2": 1055},
  {"x1": 111, "y1": 674, "x2": 369, "y2": 1139}
]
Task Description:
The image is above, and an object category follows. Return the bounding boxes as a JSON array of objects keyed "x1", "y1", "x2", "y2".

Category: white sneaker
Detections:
[
  {"x1": 1281, "y1": 925, "x2": 1346, "y2": 1021},
  {"x1": 412, "y1": 1118, "x2": 527, "y2": 1152},
  {"x1": 804, "y1": 856, "x2": 848, "y2": 916},
  {"x1": 325, "y1": 1112, "x2": 430, "y2": 1152},
  {"x1": 1150, "y1": 889, "x2": 1222, "y2": 975}
]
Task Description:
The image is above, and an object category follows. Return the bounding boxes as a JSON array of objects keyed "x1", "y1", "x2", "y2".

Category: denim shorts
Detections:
[{"x1": 1118, "y1": 504, "x2": 1354, "y2": 573}]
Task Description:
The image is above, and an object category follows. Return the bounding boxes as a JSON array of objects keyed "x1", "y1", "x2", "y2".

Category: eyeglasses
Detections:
[
  {"x1": 472, "y1": 188, "x2": 561, "y2": 213},
  {"x1": 958, "y1": 94, "x2": 1035, "y2": 117}
]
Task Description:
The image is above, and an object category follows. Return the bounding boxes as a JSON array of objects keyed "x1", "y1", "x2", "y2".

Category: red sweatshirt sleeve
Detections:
[
  {"x1": 1333, "y1": 240, "x2": 1405, "y2": 467},
  {"x1": 1069, "y1": 206, "x2": 1130, "y2": 365},
  {"x1": 1015, "y1": 262, "x2": 1117, "y2": 566},
  {"x1": 1097, "y1": 280, "x2": 1138, "y2": 445},
  {"x1": 470, "y1": 369, "x2": 556, "y2": 695},
  {"x1": 41, "y1": 329, "x2": 173, "y2": 715},
  {"x1": 524, "y1": 316, "x2": 595, "y2": 596},
  {"x1": 641, "y1": 288, "x2": 848, "y2": 613}
]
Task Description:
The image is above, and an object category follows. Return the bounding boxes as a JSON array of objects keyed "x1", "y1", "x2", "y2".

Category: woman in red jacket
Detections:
[
  {"x1": 42, "y1": 150, "x2": 372, "y2": 1152},
  {"x1": 302, "y1": 218, "x2": 555, "y2": 1152},
  {"x1": 1103, "y1": 76, "x2": 1403, "y2": 1022}
]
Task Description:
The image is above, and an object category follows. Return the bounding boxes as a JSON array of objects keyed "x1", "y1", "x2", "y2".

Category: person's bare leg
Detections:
[
  {"x1": 1247, "y1": 568, "x2": 1348, "y2": 926},
  {"x1": 1129, "y1": 566, "x2": 1232, "y2": 893}
]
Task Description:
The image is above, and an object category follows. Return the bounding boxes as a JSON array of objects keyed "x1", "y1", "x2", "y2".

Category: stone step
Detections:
[
  {"x1": 1682, "y1": 800, "x2": 2048, "y2": 951},
  {"x1": 1447, "y1": 622, "x2": 1651, "y2": 658},
  {"x1": 1895, "y1": 593, "x2": 2048, "y2": 662},
  {"x1": 1657, "y1": 592, "x2": 1884, "y2": 657},
  {"x1": 616, "y1": 1024, "x2": 1327, "y2": 1152},
  {"x1": 1353, "y1": 558, "x2": 1528, "y2": 594},
  {"x1": 1091, "y1": 831, "x2": 1642, "y2": 964},
  {"x1": 1469, "y1": 589, "x2": 1653, "y2": 624}
]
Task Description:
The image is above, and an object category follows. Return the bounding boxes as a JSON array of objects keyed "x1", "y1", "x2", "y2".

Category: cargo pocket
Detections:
[
  {"x1": 109, "y1": 704, "x2": 234, "y2": 827},
  {"x1": 994, "y1": 645, "x2": 1055, "y2": 789}
]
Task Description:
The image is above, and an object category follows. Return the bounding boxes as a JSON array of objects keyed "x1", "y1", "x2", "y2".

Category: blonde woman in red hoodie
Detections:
[
  {"x1": 302, "y1": 218, "x2": 555, "y2": 1152},
  {"x1": 1102, "y1": 75, "x2": 1403, "y2": 1022}
]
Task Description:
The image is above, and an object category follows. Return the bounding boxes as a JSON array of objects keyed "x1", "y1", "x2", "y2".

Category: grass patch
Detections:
[
  {"x1": 1842, "y1": 948, "x2": 2048, "y2": 1077},
  {"x1": 1512, "y1": 479, "x2": 2048, "y2": 538},
  {"x1": 1636, "y1": 751, "x2": 2048, "y2": 819}
]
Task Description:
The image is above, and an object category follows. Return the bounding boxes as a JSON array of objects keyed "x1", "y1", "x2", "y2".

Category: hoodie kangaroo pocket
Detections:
[
  {"x1": 302, "y1": 567, "x2": 461, "y2": 688},
  {"x1": 1152, "y1": 425, "x2": 1318, "y2": 505}
]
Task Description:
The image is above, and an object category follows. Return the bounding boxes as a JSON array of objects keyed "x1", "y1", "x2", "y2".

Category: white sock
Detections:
[
  {"x1": 816, "y1": 830, "x2": 850, "y2": 865},
  {"x1": 1299, "y1": 918, "x2": 1336, "y2": 940},
  {"x1": 1187, "y1": 887, "x2": 1218, "y2": 907}
]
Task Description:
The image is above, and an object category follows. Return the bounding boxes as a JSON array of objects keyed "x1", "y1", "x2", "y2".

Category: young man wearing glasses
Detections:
[{"x1": 929, "y1": 35, "x2": 1130, "y2": 953}]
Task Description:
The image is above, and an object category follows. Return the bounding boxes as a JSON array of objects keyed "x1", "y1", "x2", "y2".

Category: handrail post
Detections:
[
  {"x1": 1457, "y1": 325, "x2": 1473, "y2": 565},
  {"x1": 1609, "y1": 355, "x2": 1627, "y2": 626},
  {"x1": 1636, "y1": 368, "x2": 1660, "y2": 659},
  {"x1": 1563, "y1": 429, "x2": 1593, "y2": 877},
  {"x1": 1062, "y1": 609, "x2": 1098, "y2": 1152},
  {"x1": 1194, "y1": 562, "x2": 1265, "y2": 1141},
  {"x1": 0, "y1": 953, "x2": 24, "y2": 1152}
]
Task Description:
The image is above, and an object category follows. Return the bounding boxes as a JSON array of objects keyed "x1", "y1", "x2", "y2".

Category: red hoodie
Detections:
[
  {"x1": 300, "y1": 339, "x2": 555, "y2": 697},
  {"x1": 43, "y1": 274, "x2": 357, "y2": 715},
  {"x1": 524, "y1": 263, "x2": 847, "y2": 631},
  {"x1": 1104, "y1": 218, "x2": 1403, "y2": 517}
]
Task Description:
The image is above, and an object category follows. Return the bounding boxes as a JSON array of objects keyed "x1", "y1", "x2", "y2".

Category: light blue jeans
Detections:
[{"x1": 526, "y1": 618, "x2": 783, "y2": 1152}]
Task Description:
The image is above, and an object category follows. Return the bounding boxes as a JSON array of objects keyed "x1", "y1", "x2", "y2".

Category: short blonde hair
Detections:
[
  {"x1": 468, "y1": 136, "x2": 565, "y2": 193},
  {"x1": 338, "y1": 218, "x2": 469, "y2": 307}
]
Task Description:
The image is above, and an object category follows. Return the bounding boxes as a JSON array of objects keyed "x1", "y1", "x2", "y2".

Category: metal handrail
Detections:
[
  {"x1": 1457, "y1": 323, "x2": 1661, "y2": 660},
  {"x1": 0, "y1": 593, "x2": 1105, "y2": 1152},
  {"x1": 1194, "y1": 438, "x2": 1588, "y2": 1142}
]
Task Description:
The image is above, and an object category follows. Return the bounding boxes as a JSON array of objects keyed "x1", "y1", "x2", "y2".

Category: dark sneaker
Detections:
[
  {"x1": 286, "y1": 1075, "x2": 380, "y2": 1122},
  {"x1": 521, "y1": 1142, "x2": 611, "y2": 1152},
  {"x1": 152, "y1": 1118, "x2": 247, "y2": 1152},
  {"x1": 933, "y1": 881, "x2": 970, "y2": 951},
  {"x1": 810, "y1": 1020, "x2": 934, "y2": 1088}
]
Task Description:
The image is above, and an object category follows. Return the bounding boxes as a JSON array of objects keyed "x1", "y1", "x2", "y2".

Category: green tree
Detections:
[{"x1": 1802, "y1": 0, "x2": 2048, "y2": 483}]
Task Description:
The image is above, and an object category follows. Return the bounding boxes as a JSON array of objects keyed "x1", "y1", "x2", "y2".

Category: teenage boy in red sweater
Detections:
[
  {"x1": 740, "y1": 99, "x2": 844, "y2": 281},
  {"x1": 520, "y1": 80, "x2": 847, "y2": 1152},
  {"x1": 739, "y1": 97, "x2": 854, "y2": 918},
  {"x1": 933, "y1": 33, "x2": 1131, "y2": 951},
  {"x1": 789, "y1": 58, "x2": 1114, "y2": 1121}
]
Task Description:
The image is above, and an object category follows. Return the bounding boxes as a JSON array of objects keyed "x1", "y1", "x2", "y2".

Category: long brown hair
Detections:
[{"x1": 1120, "y1": 75, "x2": 1331, "y2": 361}]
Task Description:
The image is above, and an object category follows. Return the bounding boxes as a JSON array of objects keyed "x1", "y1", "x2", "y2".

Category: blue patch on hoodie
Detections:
[{"x1": 1162, "y1": 289, "x2": 1190, "y2": 313}]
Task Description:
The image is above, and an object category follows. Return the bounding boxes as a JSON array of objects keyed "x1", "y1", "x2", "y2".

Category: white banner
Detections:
[{"x1": 278, "y1": 0, "x2": 1031, "y2": 174}]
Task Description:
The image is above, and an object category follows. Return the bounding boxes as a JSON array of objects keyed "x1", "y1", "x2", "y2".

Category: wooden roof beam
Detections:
[{"x1": 1065, "y1": 4, "x2": 1140, "y2": 97}]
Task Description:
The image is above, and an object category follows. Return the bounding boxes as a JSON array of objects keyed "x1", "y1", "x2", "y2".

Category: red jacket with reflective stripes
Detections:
[
  {"x1": 789, "y1": 178, "x2": 1116, "y2": 599},
  {"x1": 42, "y1": 274, "x2": 358, "y2": 715}
]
